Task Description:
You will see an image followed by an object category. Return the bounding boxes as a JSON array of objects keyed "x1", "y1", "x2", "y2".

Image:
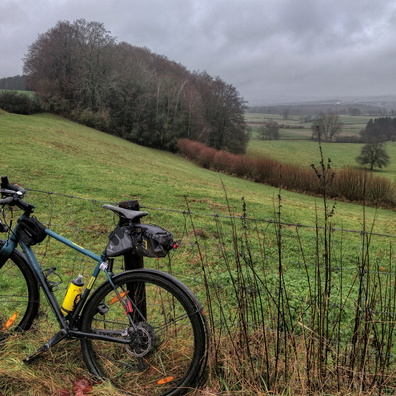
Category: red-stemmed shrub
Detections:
[{"x1": 177, "y1": 139, "x2": 396, "y2": 208}]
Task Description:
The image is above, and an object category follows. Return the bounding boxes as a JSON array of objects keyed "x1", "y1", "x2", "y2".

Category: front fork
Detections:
[{"x1": 0, "y1": 235, "x2": 17, "y2": 268}]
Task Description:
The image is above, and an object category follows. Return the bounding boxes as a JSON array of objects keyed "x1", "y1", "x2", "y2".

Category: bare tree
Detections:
[
  {"x1": 282, "y1": 108, "x2": 290, "y2": 120},
  {"x1": 258, "y1": 121, "x2": 280, "y2": 140},
  {"x1": 194, "y1": 71, "x2": 249, "y2": 154},
  {"x1": 24, "y1": 19, "x2": 116, "y2": 113},
  {"x1": 311, "y1": 113, "x2": 343, "y2": 142},
  {"x1": 23, "y1": 20, "x2": 81, "y2": 110}
]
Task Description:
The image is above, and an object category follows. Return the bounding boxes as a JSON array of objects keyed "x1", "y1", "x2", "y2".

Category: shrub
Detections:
[
  {"x1": 335, "y1": 135, "x2": 361, "y2": 143},
  {"x1": 196, "y1": 145, "x2": 217, "y2": 169},
  {"x1": 332, "y1": 167, "x2": 366, "y2": 201},
  {"x1": 0, "y1": 91, "x2": 41, "y2": 114},
  {"x1": 278, "y1": 163, "x2": 317, "y2": 192},
  {"x1": 177, "y1": 139, "x2": 205, "y2": 162},
  {"x1": 333, "y1": 167, "x2": 396, "y2": 207},
  {"x1": 212, "y1": 150, "x2": 234, "y2": 173},
  {"x1": 70, "y1": 108, "x2": 111, "y2": 131}
]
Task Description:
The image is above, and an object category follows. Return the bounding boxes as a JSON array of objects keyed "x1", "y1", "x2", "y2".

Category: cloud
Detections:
[{"x1": 2, "y1": 0, "x2": 396, "y2": 104}]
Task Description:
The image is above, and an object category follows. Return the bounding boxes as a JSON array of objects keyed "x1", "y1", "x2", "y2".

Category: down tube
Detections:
[{"x1": 20, "y1": 241, "x2": 70, "y2": 327}]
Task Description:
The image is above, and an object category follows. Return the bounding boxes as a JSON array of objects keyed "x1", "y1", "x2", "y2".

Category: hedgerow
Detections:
[{"x1": 177, "y1": 138, "x2": 396, "y2": 208}]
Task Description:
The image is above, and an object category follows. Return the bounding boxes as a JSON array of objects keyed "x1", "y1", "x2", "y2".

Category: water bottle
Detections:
[{"x1": 61, "y1": 275, "x2": 84, "y2": 315}]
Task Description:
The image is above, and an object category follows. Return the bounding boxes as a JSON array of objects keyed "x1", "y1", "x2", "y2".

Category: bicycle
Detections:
[{"x1": 0, "y1": 176, "x2": 209, "y2": 396}]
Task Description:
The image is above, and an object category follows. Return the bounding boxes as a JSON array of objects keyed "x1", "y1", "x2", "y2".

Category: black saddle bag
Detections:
[{"x1": 105, "y1": 223, "x2": 174, "y2": 258}]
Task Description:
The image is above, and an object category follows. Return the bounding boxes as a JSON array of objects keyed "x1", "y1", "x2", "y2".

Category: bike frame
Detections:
[{"x1": 0, "y1": 217, "x2": 132, "y2": 350}]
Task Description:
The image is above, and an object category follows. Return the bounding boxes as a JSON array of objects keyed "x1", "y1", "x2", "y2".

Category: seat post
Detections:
[
  {"x1": 118, "y1": 200, "x2": 144, "y2": 271},
  {"x1": 119, "y1": 200, "x2": 146, "y2": 318}
]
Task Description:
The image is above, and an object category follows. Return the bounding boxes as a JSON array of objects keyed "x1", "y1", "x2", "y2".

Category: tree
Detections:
[
  {"x1": 311, "y1": 113, "x2": 343, "y2": 142},
  {"x1": 360, "y1": 117, "x2": 396, "y2": 142},
  {"x1": 356, "y1": 142, "x2": 390, "y2": 170},
  {"x1": 23, "y1": 19, "x2": 116, "y2": 113},
  {"x1": 258, "y1": 121, "x2": 280, "y2": 140},
  {"x1": 281, "y1": 108, "x2": 290, "y2": 120},
  {"x1": 193, "y1": 72, "x2": 249, "y2": 154}
]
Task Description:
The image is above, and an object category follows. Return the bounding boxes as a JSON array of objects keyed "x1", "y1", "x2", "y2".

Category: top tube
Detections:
[{"x1": 44, "y1": 228, "x2": 102, "y2": 262}]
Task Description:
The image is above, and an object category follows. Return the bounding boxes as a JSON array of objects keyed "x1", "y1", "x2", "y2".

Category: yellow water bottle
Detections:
[{"x1": 61, "y1": 275, "x2": 84, "y2": 315}]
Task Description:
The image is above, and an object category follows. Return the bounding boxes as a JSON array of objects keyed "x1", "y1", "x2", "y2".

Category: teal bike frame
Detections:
[{"x1": 0, "y1": 218, "x2": 132, "y2": 359}]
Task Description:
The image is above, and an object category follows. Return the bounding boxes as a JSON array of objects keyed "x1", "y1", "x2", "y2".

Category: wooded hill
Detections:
[{"x1": 23, "y1": 19, "x2": 249, "y2": 154}]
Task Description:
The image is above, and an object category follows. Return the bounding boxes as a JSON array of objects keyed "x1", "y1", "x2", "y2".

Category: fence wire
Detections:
[{"x1": 8, "y1": 188, "x2": 396, "y2": 393}]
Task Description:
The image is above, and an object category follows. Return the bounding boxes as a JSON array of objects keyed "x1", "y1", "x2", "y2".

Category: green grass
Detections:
[
  {"x1": 245, "y1": 112, "x2": 396, "y2": 180},
  {"x1": 2, "y1": 111, "x2": 396, "y2": 395},
  {"x1": 2, "y1": 111, "x2": 396, "y2": 237},
  {"x1": 247, "y1": 139, "x2": 396, "y2": 179}
]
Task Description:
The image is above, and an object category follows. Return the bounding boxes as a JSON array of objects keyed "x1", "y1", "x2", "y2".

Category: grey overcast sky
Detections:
[{"x1": 2, "y1": 0, "x2": 396, "y2": 105}]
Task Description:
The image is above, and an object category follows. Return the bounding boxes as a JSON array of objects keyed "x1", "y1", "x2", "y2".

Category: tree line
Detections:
[
  {"x1": 360, "y1": 117, "x2": 396, "y2": 142},
  {"x1": 0, "y1": 75, "x2": 27, "y2": 90},
  {"x1": 22, "y1": 19, "x2": 249, "y2": 154}
]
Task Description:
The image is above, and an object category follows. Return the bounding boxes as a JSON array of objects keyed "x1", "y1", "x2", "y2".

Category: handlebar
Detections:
[
  {"x1": 0, "y1": 196, "x2": 15, "y2": 205},
  {"x1": 1, "y1": 175, "x2": 26, "y2": 195},
  {"x1": 0, "y1": 176, "x2": 33, "y2": 212}
]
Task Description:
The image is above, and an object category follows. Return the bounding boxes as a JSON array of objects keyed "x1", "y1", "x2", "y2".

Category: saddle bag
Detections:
[
  {"x1": 132, "y1": 223, "x2": 175, "y2": 258},
  {"x1": 105, "y1": 223, "x2": 175, "y2": 258},
  {"x1": 104, "y1": 225, "x2": 135, "y2": 257}
]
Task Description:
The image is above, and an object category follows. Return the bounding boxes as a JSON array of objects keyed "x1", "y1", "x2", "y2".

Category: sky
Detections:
[{"x1": 2, "y1": 0, "x2": 396, "y2": 105}]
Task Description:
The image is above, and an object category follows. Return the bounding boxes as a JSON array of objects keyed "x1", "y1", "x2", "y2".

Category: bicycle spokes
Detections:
[
  {"x1": 109, "y1": 290, "x2": 134, "y2": 316},
  {"x1": 80, "y1": 271, "x2": 209, "y2": 395}
]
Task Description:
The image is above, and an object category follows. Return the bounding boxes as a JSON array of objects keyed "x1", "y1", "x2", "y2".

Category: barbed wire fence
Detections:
[{"x1": 12, "y1": 188, "x2": 396, "y2": 393}]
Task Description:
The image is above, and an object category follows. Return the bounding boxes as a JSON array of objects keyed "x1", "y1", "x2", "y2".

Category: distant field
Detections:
[
  {"x1": 247, "y1": 138, "x2": 396, "y2": 179},
  {"x1": 0, "y1": 89, "x2": 36, "y2": 97},
  {"x1": 245, "y1": 112, "x2": 396, "y2": 179},
  {"x1": 245, "y1": 112, "x2": 373, "y2": 139}
]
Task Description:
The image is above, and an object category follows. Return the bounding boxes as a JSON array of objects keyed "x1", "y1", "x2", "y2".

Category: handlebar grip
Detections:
[
  {"x1": 1, "y1": 175, "x2": 26, "y2": 195},
  {"x1": 0, "y1": 196, "x2": 15, "y2": 205}
]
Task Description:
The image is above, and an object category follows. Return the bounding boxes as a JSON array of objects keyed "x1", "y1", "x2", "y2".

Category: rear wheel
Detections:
[
  {"x1": 0, "y1": 240, "x2": 40, "y2": 339},
  {"x1": 80, "y1": 269, "x2": 209, "y2": 396}
]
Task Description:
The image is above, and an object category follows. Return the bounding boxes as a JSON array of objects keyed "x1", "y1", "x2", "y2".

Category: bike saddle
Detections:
[{"x1": 102, "y1": 204, "x2": 148, "y2": 221}]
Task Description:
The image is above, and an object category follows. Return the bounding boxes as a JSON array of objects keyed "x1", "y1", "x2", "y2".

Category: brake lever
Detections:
[{"x1": 0, "y1": 207, "x2": 9, "y2": 232}]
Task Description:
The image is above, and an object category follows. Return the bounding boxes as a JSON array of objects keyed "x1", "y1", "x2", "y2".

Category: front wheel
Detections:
[
  {"x1": 0, "y1": 240, "x2": 40, "y2": 338},
  {"x1": 80, "y1": 269, "x2": 209, "y2": 396}
]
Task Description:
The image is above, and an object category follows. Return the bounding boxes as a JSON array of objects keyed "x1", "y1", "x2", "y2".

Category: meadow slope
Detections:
[
  {"x1": 1, "y1": 111, "x2": 396, "y2": 233},
  {"x1": 3, "y1": 111, "x2": 396, "y2": 395}
]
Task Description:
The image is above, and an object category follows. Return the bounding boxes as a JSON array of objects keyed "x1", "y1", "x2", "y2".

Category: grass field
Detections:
[
  {"x1": 2, "y1": 111, "x2": 396, "y2": 395},
  {"x1": 4, "y1": 111, "x2": 393, "y2": 231},
  {"x1": 245, "y1": 112, "x2": 372, "y2": 137},
  {"x1": 246, "y1": 112, "x2": 396, "y2": 179}
]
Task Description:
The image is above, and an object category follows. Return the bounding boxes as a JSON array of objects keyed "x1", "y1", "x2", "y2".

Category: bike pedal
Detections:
[{"x1": 23, "y1": 345, "x2": 49, "y2": 363}]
